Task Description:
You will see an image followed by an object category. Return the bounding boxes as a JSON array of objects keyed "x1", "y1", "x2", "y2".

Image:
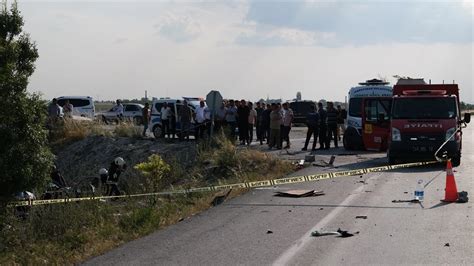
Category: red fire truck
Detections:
[{"x1": 387, "y1": 80, "x2": 471, "y2": 166}]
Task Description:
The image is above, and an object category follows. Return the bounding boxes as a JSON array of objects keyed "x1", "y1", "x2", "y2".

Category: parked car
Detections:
[
  {"x1": 99, "y1": 103, "x2": 144, "y2": 124},
  {"x1": 56, "y1": 96, "x2": 95, "y2": 118},
  {"x1": 150, "y1": 98, "x2": 201, "y2": 138}
]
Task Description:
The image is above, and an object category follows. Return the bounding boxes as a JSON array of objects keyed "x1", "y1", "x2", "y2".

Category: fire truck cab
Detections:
[{"x1": 388, "y1": 79, "x2": 471, "y2": 166}]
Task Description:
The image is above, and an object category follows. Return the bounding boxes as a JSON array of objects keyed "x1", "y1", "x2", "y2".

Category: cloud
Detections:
[
  {"x1": 244, "y1": 0, "x2": 473, "y2": 46},
  {"x1": 236, "y1": 27, "x2": 336, "y2": 46},
  {"x1": 114, "y1": 37, "x2": 128, "y2": 44},
  {"x1": 154, "y1": 12, "x2": 202, "y2": 42}
]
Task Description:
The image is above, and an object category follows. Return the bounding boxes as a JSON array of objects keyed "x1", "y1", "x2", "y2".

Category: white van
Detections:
[
  {"x1": 56, "y1": 96, "x2": 95, "y2": 118},
  {"x1": 150, "y1": 98, "x2": 202, "y2": 138}
]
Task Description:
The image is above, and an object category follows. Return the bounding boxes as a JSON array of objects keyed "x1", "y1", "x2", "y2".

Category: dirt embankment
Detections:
[{"x1": 53, "y1": 136, "x2": 196, "y2": 184}]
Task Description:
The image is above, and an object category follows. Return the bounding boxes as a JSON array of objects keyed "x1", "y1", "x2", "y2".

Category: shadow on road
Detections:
[
  {"x1": 428, "y1": 201, "x2": 454, "y2": 210},
  {"x1": 225, "y1": 203, "x2": 420, "y2": 210}
]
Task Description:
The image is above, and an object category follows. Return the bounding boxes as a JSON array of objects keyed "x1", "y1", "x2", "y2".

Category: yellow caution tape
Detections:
[{"x1": 11, "y1": 160, "x2": 438, "y2": 207}]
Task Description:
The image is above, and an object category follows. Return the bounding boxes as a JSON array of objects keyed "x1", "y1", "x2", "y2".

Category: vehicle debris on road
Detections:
[
  {"x1": 311, "y1": 228, "x2": 359, "y2": 238},
  {"x1": 392, "y1": 199, "x2": 420, "y2": 203},
  {"x1": 274, "y1": 189, "x2": 325, "y2": 198},
  {"x1": 312, "y1": 155, "x2": 336, "y2": 167},
  {"x1": 457, "y1": 191, "x2": 469, "y2": 203},
  {"x1": 355, "y1": 216, "x2": 367, "y2": 219},
  {"x1": 304, "y1": 155, "x2": 315, "y2": 162}
]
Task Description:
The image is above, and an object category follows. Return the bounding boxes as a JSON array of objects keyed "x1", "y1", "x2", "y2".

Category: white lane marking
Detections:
[{"x1": 272, "y1": 173, "x2": 383, "y2": 266}]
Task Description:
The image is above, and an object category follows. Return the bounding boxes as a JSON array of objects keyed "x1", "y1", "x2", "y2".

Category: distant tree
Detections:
[
  {"x1": 460, "y1": 101, "x2": 474, "y2": 111},
  {"x1": 0, "y1": 1, "x2": 53, "y2": 206}
]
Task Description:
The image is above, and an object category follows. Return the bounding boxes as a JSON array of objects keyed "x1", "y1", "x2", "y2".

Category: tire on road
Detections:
[
  {"x1": 388, "y1": 155, "x2": 397, "y2": 165},
  {"x1": 343, "y1": 127, "x2": 363, "y2": 150}
]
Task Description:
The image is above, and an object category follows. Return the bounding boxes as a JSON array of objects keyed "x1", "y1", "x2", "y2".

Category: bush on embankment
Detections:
[{"x1": 0, "y1": 134, "x2": 293, "y2": 264}]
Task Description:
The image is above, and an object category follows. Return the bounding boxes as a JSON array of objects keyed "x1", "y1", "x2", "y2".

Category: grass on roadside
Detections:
[
  {"x1": 0, "y1": 195, "x2": 217, "y2": 265},
  {"x1": 113, "y1": 122, "x2": 143, "y2": 138},
  {"x1": 49, "y1": 119, "x2": 142, "y2": 146},
  {"x1": 0, "y1": 133, "x2": 293, "y2": 264}
]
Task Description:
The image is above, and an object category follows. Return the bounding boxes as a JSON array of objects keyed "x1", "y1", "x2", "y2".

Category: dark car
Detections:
[{"x1": 290, "y1": 101, "x2": 316, "y2": 124}]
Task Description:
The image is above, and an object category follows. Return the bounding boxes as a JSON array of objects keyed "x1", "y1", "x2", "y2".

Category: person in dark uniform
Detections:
[
  {"x1": 326, "y1": 102, "x2": 339, "y2": 148},
  {"x1": 237, "y1": 99, "x2": 250, "y2": 145},
  {"x1": 302, "y1": 104, "x2": 319, "y2": 151},
  {"x1": 262, "y1": 104, "x2": 272, "y2": 144},
  {"x1": 255, "y1": 102, "x2": 264, "y2": 144},
  {"x1": 318, "y1": 102, "x2": 328, "y2": 149},
  {"x1": 336, "y1": 105, "x2": 347, "y2": 141}
]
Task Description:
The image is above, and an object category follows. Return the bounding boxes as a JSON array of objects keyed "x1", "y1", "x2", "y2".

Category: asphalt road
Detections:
[{"x1": 85, "y1": 126, "x2": 474, "y2": 265}]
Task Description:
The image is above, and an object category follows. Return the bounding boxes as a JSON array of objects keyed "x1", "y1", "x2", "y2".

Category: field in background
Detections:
[{"x1": 94, "y1": 102, "x2": 114, "y2": 112}]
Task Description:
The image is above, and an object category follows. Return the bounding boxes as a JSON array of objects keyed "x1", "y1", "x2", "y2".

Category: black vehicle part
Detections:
[{"x1": 343, "y1": 127, "x2": 363, "y2": 150}]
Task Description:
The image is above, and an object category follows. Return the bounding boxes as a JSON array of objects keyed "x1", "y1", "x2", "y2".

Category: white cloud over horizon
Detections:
[{"x1": 16, "y1": 0, "x2": 473, "y2": 103}]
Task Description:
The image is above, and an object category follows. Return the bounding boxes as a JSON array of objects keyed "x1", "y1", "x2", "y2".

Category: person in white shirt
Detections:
[
  {"x1": 160, "y1": 102, "x2": 171, "y2": 138},
  {"x1": 281, "y1": 102, "x2": 294, "y2": 149},
  {"x1": 225, "y1": 100, "x2": 238, "y2": 140},
  {"x1": 113, "y1": 99, "x2": 124, "y2": 122},
  {"x1": 215, "y1": 102, "x2": 227, "y2": 132},
  {"x1": 247, "y1": 102, "x2": 257, "y2": 145},
  {"x1": 194, "y1": 100, "x2": 208, "y2": 139}
]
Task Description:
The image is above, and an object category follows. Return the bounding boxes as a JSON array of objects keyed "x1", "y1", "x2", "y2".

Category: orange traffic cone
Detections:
[{"x1": 442, "y1": 159, "x2": 458, "y2": 202}]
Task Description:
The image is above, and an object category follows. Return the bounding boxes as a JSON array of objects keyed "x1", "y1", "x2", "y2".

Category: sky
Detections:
[{"x1": 18, "y1": 0, "x2": 474, "y2": 103}]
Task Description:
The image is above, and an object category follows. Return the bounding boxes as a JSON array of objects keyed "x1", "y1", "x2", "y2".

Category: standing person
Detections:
[
  {"x1": 215, "y1": 101, "x2": 227, "y2": 133},
  {"x1": 47, "y1": 98, "x2": 60, "y2": 128},
  {"x1": 269, "y1": 104, "x2": 282, "y2": 149},
  {"x1": 280, "y1": 102, "x2": 294, "y2": 149},
  {"x1": 204, "y1": 104, "x2": 211, "y2": 137},
  {"x1": 255, "y1": 102, "x2": 264, "y2": 144},
  {"x1": 178, "y1": 100, "x2": 192, "y2": 141},
  {"x1": 225, "y1": 100, "x2": 238, "y2": 140},
  {"x1": 317, "y1": 102, "x2": 328, "y2": 149},
  {"x1": 107, "y1": 157, "x2": 127, "y2": 197},
  {"x1": 247, "y1": 102, "x2": 257, "y2": 145},
  {"x1": 142, "y1": 102, "x2": 151, "y2": 137},
  {"x1": 113, "y1": 100, "x2": 124, "y2": 123},
  {"x1": 262, "y1": 104, "x2": 271, "y2": 144},
  {"x1": 302, "y1": 104, "x2": 320, "y2": 151},
  {"x1": 194, "y1": 100, "x2": 207, "y2": 140},
  {"x1": 170, "y1": 101, "x2": 177, "y2": 139},
  {"x1": 160, "y1": 102, "x2": 171, "y2": 138},
  {"x1": 237, "y1": 99, "x2": 250, "y2": 145},
  {"x1": 63, "y1": 99, "x2": 73, "y2": 118},
  {"x1": 336, "y1": 105, "x2": 347, "y2": 141},
  {"x1": 326, "y1": 102, "x2": 339, "y2": 148}
]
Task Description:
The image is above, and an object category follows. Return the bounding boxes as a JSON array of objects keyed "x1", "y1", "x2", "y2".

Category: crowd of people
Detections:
[
  {"x1": 156, "y1": 99, "x2": 295, "y2": 148},
  {"x1": 156, "y1": 99, "x2": 346, "y2": 152},
  {"x1": 47, "y1": 96, "x2": 347, "y2": 152}
]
